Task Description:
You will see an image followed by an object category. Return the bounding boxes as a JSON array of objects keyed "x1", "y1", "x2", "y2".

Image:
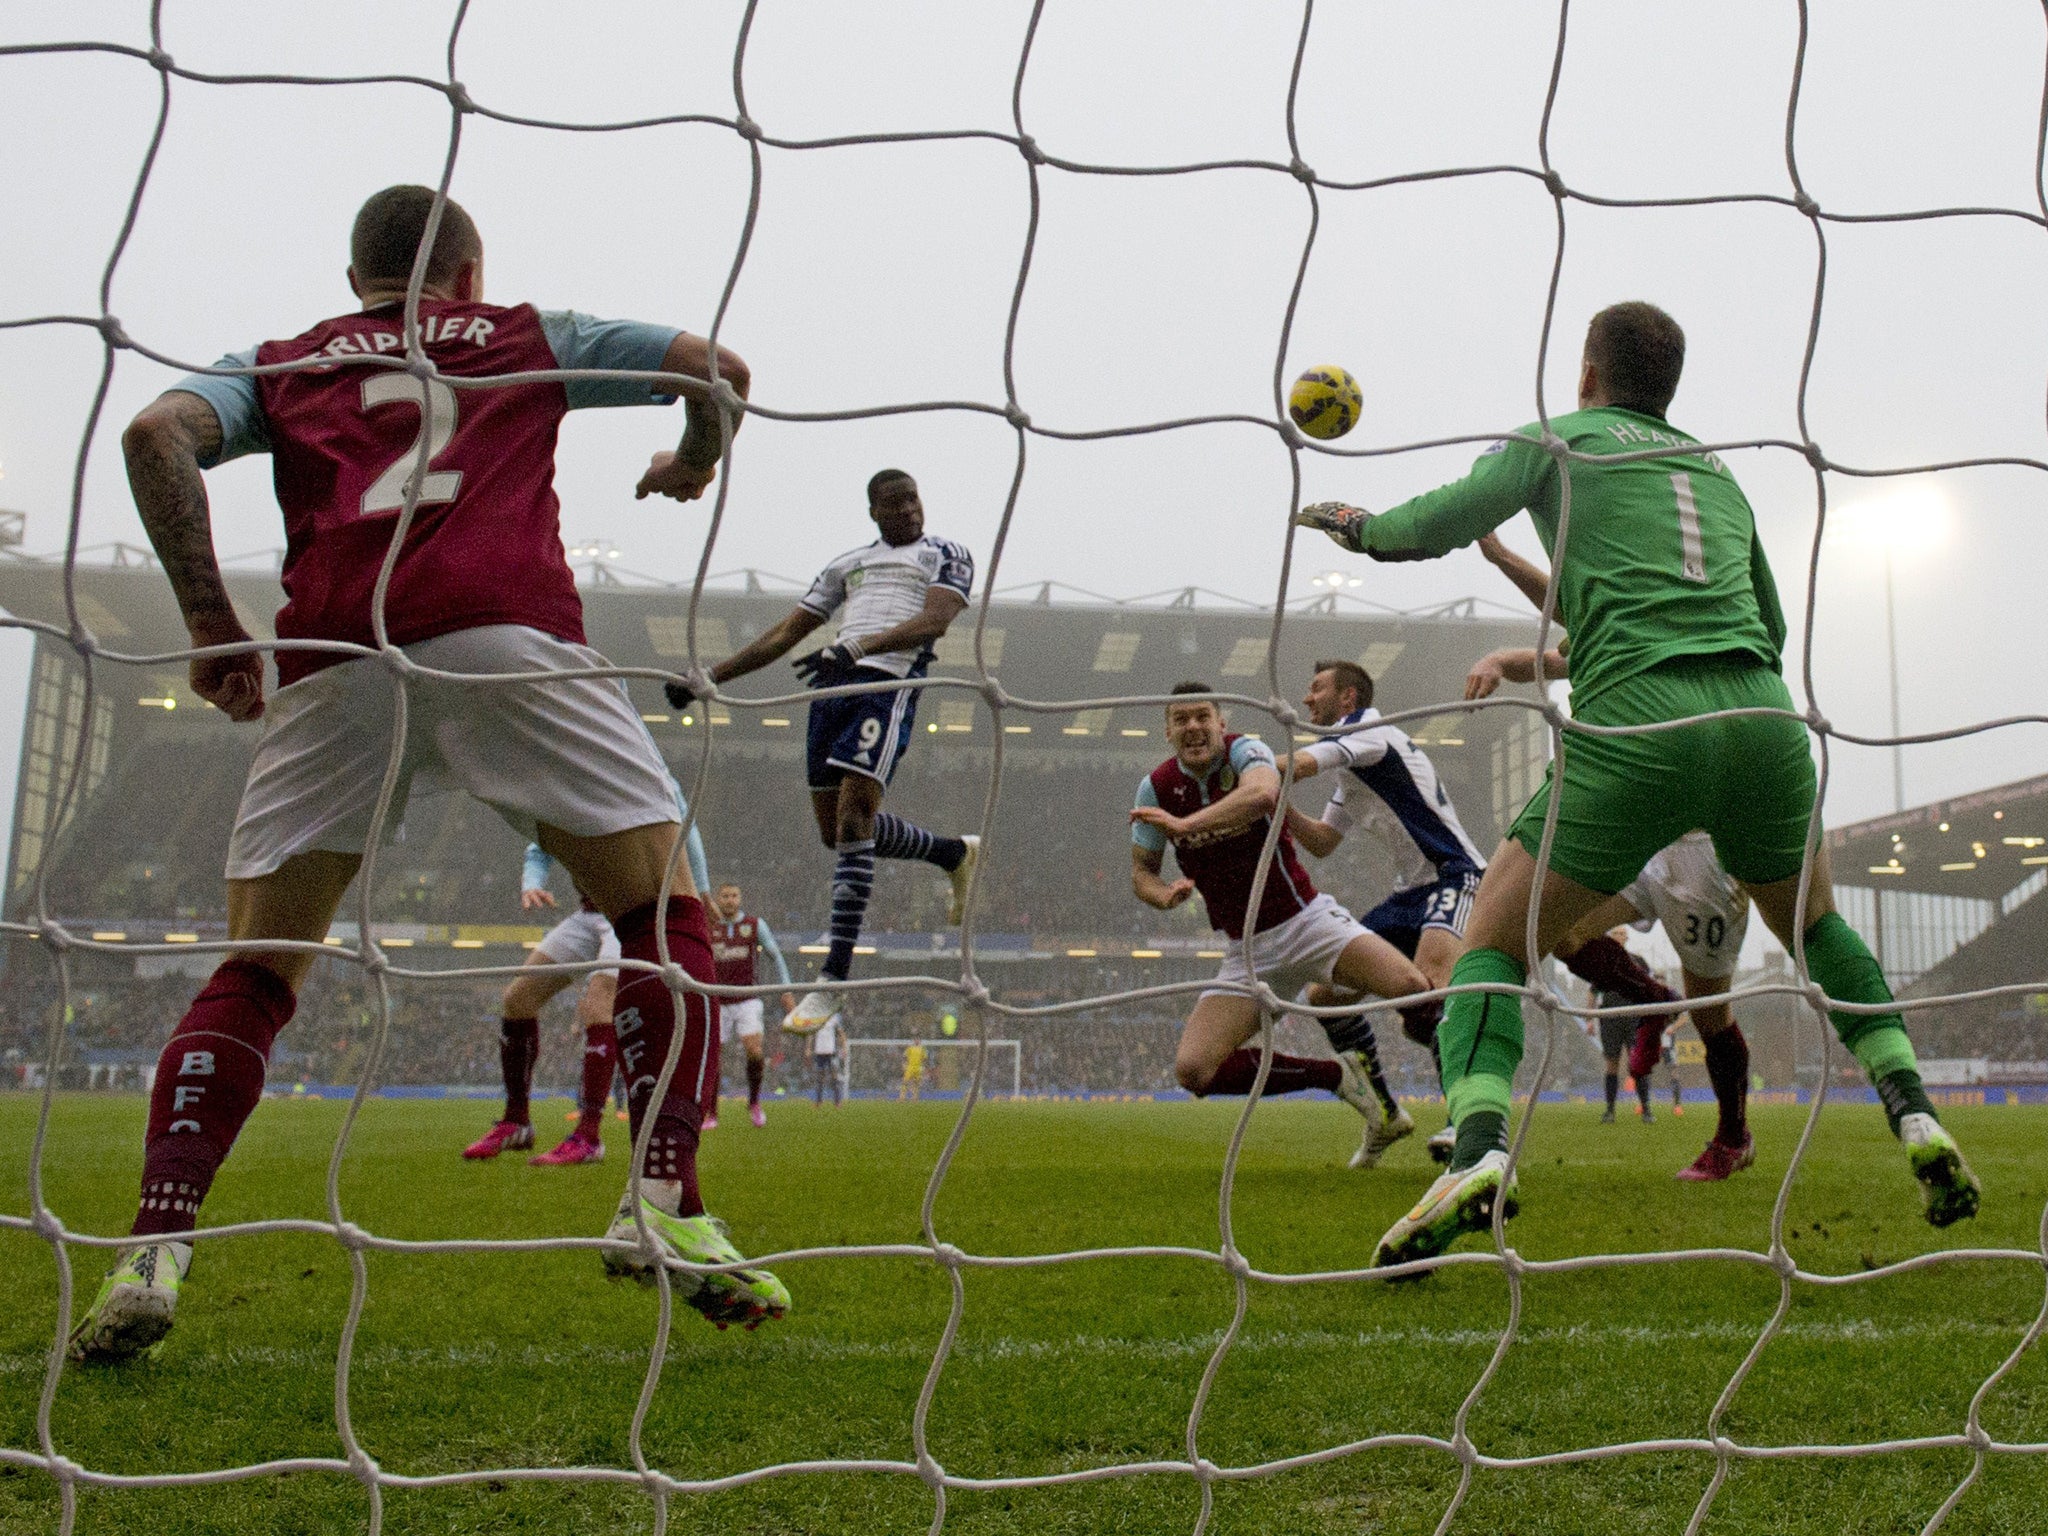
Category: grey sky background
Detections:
[{"x1": 4, "y1": 0, "x2": 2047, "y2": 877}]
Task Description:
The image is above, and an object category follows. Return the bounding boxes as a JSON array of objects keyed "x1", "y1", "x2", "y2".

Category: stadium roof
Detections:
[
  {"x1": 1825, "y1": 773, "x2": 2048, "y2": 901},
  {"x1": 0, "y1": 555, "x2": 1544, "y2": 749}
]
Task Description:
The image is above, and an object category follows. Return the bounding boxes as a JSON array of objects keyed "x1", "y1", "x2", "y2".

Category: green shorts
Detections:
[{"x1": 1508, "y1": 654, "x2": 1816, "y2": 894}]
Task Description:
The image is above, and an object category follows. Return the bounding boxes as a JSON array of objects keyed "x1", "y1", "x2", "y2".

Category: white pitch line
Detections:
[{"x1": 0, "y1": 1317, "x2": 2029, "y2": 1377}]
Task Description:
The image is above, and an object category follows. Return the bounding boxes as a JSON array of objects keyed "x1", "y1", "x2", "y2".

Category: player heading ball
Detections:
[{"x1": 666, "y1": 470, "x2": 980, "y2": 1034}]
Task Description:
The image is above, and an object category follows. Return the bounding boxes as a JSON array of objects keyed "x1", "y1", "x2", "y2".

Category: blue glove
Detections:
[{"x1": 793, "y1": 638, "x2": 867, "y2": 685}]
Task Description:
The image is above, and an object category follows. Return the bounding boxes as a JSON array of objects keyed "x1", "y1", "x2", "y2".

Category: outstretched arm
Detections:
[
  {"x1": 1129, "y1": 764, "x2": 1281, "y2": 845},
  {"x1": 1477, "y1": 532, "x2": 1553, "y2": 610},
  {"x1": 1296, "y1": 434, "x2": 1555, "y2": 563},
  {"x1": 755, "y1": 920, "x2": 796, "y2": 1010},
  {"x1": 636, "y1": 331, "x2": 753, "y2": 503},
  {"x1": 1465, "y1": 646, "x2": 1571, "y2": 699},
  {"x1": 711, "y1": 606, "x2": 826, "y2": 686},
  {"x1": 1285, "y1": 803, "x2": 1343, "y2": 859},
  {"x1": 122, "y1": 392, "x2": 264, "y2": 722}
]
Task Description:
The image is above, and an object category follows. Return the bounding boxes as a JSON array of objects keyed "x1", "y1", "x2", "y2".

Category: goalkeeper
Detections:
[{"x1": 1297, "y1": 301, "x2": 1979, "y2": 1270}]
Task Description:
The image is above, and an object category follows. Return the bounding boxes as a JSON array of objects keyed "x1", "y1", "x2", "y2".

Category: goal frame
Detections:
[{"x1": 842, "y1": 1037, "x2": 1022, "y2": 1099}]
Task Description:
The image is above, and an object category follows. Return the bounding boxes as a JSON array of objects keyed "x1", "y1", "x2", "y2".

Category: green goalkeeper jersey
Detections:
[{"x1": 1360, "y1": 405, "x2": 1787, "y2": 712}]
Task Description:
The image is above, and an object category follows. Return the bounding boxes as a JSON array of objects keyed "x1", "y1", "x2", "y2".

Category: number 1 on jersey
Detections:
[
  {"x1": 360, "y1": 373, "x2": 463, "y2": 517},
  {"x1": 1669, "y1": 472, "x2": 1707, "y2": 583}
]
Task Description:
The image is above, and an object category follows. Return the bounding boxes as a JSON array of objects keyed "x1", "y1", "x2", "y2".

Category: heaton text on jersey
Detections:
[{"x1": 255, "y1": 300, "x2": 581, "y2": 685}]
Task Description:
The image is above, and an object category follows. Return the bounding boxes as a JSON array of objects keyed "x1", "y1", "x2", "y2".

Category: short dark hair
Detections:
[
  {"x1": 1169, "y1": 681, "x2": 1216, "y2": 698},
  {"x1": 867, "y1": 468, "x2": 916, "y2": 502},
  {"x1": 1313, "y1": 659, "x2": 1373, "y2": 711},
  {"x1": 350, "y1": 185, "x2": 482, "y2": 287},
  {"x1": 1583, "y1": 302, "x2": 1685, "y2": 417}
]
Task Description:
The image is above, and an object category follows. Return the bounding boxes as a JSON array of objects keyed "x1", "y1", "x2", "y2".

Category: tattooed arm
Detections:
[{"x1": 121, "y1": 392, "x2": 266, "y2": 722}]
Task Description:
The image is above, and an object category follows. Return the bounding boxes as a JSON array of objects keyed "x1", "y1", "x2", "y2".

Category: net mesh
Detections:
[{"x1": 5, "y1": 5, "x2": 2048, "y2": 1534}]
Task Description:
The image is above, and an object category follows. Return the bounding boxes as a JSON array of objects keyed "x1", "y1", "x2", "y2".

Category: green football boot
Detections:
[
  {"x1": 1899, "y1": 1113, "x2": 1980, "y2": 1228},
  {"x1": 67, "y1": 1241, "x2": 192, "y2": 1363},
  {"x1": 602, "y1": 1193, "x2": 790, "y2": 1329},
  {"x1": 1373, "y1": 1151, "x2": 1518, "y2": 1272}
]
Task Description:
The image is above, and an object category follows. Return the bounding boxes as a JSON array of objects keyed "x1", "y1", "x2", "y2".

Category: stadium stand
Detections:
[{"x1": 1, "y1": 558, "x2": 1562, "y2": 1095}]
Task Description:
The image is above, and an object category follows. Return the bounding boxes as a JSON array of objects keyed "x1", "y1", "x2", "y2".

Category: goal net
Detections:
[
  {"x1": 4, "y1": 5, "x2": 2046, "y2": 1535},
  {"x1": 843, "y1": 1037, "x2": 1023, "y2": 1100}
]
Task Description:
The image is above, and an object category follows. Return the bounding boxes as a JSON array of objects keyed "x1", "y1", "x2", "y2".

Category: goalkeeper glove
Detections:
[
  {"x1": 1295, "y1": 500, "x2": 1372, "y2": 552},
  {"x1": 663, "y1": 680, "x2": 697, "y2": 711},
  {"x1": 793, "y1": 638, "x2": 867, "y2": 685}
]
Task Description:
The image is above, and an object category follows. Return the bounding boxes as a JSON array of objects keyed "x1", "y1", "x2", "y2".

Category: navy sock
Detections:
[
  {"x1": 823, "y1": 839, "x2": 875, "y2": 982},
  {"x1": 1322, "y1": 1012, "x2": 1397, "y2": 1113},
  {"x1": 872, "y1": 812, "x2": 966, "y2": 872}
]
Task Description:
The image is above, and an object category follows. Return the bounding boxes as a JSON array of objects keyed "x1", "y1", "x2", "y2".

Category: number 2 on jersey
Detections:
[
  {"x1": 359, "y1": 373, "x2": 463, "y2": 516},
  {"x1": 1668, "y1": 472, "x2": 1707, "y2": 584}
]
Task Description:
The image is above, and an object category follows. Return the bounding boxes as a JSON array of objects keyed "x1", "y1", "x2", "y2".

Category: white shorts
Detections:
[
  {"x1": 225, "y1": 625, "x2": 681, "y2": 880},
  {"x1": 1621, "y1": 831, "x2": 1750, "y2": 981},
  {"x1": 1200, "y1": 892, "x2": 1368, "y2": 1005},
  {"x1": 533, "y1": 908, "x2": 621, "y2": 971},
  {"x1": 722, "y1": 997, "x2": 766, "y2": 1041}
]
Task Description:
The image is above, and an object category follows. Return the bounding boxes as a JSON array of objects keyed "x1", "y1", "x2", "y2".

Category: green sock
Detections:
[
  {"x1": 1438, "y1": 947, "x2": 1524, "y2": 1135},
  {"x1": 1801, "y1": 911, "x2": 1922, "y2": 1083},
  {"x1": 1875, "y1": 1069, "x2": 1937, "y2": 1136},
  {"x1": 1451, "y1": 1110, "x2": 1508, "y2": 1172}
]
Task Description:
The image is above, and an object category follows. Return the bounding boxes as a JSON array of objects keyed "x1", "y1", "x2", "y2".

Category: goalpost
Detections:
[
  {"x1": 5, "y1": 6, "x2": 2046, "y2": 1534},
  {"x1": 842, "y1": 1037, "x2": 1023, "y2": 1100}
]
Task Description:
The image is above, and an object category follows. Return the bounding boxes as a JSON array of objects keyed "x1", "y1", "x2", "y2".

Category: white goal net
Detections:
[{"x1": 3, "y1": 5, "x2": 2046, "y2": 1536}]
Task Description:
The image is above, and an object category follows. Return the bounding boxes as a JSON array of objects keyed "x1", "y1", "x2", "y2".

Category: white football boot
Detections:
[
  {"x1": 1352, "y1": 1099, "x2": 1417, "y2": 1170},
  {"x1": 782, "y1": 988, "x2": 842, "y2": 1037}
]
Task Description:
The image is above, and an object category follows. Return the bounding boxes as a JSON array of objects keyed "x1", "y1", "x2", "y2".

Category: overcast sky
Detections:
[{"x1": 4, "y1": 0, "x2": 2048, "y2": 853}]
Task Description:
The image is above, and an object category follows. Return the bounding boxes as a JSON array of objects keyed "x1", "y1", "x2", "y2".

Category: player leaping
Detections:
[
  {"x1": 708, "y1": 881, "x2": 796, "y2": 1129},
  {"x1": 1282, "y1": 658, "x2": 1486, "y2": 1169},
  {"x1": 1298, "y1": 300, "x2": 1976, "y2": 1270},
  {"x1": 666, "y1": 470, "x2": 978, "y2": 1033},
  {"x1": 1131, "y1": 684, "x2": 1433, "y2": 1139},
  {"x1": 70, "y1": 186, "x2": 786, "y2": 1363}
]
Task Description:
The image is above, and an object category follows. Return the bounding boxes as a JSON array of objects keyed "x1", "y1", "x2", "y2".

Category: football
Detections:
[{"x1": 1288, "y1": 365, "x2": 1362, "y2": 440}]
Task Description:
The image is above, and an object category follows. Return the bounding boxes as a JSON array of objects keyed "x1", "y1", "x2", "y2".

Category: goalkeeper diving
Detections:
[{"x1": 1296, "y1": 301, "x2": 1979, "y2": 1270}]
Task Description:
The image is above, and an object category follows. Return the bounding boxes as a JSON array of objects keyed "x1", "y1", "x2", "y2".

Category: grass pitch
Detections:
[{"x1": 3, "y1": 1092, "x2": 2045, "y2": 1535}]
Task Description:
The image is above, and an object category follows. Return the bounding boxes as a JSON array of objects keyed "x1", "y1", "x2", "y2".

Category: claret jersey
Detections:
[
  {"x1": 1132, "y1": 733, "x2": 1317, "y2": 940},
  {"x1": 710, "y1": 912, "x2": 792, "y2": 989},
  {"x1": 173, "y1": 301, "x2": 682, "y2": 686}
]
